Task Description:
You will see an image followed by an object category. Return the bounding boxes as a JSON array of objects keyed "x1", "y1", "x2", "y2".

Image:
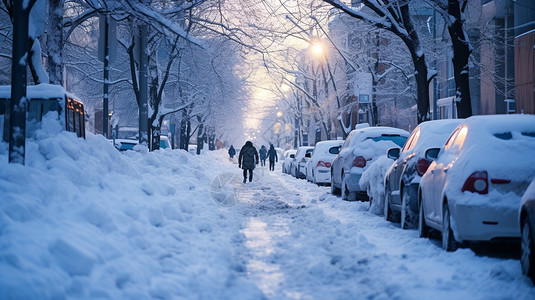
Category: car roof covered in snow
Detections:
[
  {"x1": 347, "y1": 126, "x2": 409, "y2": 147},
  {"x1": 312, "y1": 140, "x2": 344, "y2": 154},
  {"x1": 407, "y1": 119, "x2": 465, "y2": 153}
]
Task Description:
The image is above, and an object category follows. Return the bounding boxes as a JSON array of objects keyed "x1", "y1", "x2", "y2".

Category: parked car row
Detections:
[
  {"x1": 286, "y1": 115, "x2": 535, "y2": 283},
  {"x1": 339, "y1": 115, "x2": 535, "y2": 283},
  {"x1": 282, "y1": 141, "x2": 344, "y2": 184}
]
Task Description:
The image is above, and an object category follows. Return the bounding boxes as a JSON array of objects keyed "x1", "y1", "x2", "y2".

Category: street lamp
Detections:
[{"x1": 311, "y1": 42, "x2": 324, "y2": 57}]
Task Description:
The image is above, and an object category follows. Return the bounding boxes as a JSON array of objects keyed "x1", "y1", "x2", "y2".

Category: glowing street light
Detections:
[
  {"x1": 311, "y1": 42, "x2": 324, "y2": 57},
  {"x1": 276, "y1": 111, "x2": 283, "y2": 118}
]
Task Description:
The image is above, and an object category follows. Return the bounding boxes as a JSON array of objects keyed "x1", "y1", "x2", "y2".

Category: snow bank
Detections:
[
  {"x1": 359, "y1": 155, "x2": 394, "y2": 215},
  {"x1": 0, "y1": 118, "x2": 261, "y2": 299}
]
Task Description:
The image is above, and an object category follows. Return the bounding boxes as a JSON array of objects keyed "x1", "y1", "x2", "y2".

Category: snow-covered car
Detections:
[
  {"x1": 113, "y1": 139, "x2": 139, "y2": 152},
  {"x1": 188, "y1": 145, "x2": 198, "y2": 154},
  {"x1": 331, "y1": 126, "x2": 409, "y2": 201},
  {"x1": 305, "y1": 140, "x2": 343, "y2": 185},
  {"x1": 520, "y1": 178, "x2": 535, "y2": 284},
  {"x1": 384, "y1": 119, "x2": 463, "y2": 228},
  {"x1": 419, "y1": 115, "x2": 535, "y2": 251},
  {"x1": 291, "y1": 146, "x2": 314, "y2": 178},
  {"x1": 282, "y1": 150, "x2": 297, "y2": 174}
]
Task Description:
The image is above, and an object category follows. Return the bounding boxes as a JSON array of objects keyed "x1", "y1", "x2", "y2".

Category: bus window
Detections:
[
  {"x1": 66, "y1": 98, "x2": 85, "y2": 138},
  {"x1": 66, "y1": 98, "x2": 74, "y2": 133}
]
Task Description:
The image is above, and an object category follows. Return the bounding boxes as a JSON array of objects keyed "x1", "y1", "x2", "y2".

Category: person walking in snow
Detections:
[
  {"x1": 267, "y1": 144, "x2": 278, "y2": 171},
  {"x1": 259, "y1": 145, "x2": 267, "y2": 167},
  {"x1": 228, "y1": 145, "x2": 236, "y2": 160},
  {"x1": 238, "y1": 141, "x2": 259, "y2": 183}
]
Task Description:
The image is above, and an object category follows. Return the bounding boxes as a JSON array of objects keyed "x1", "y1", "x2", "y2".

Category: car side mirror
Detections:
[
  {"x1": 290, "y1": 154, "x2": 295, "y2": 159},
  {"x1": 387, "y1": 148, "x2": 400, "y2": 160},
  {"x1": 305, "y1": 153, "x2": 311, "y2": 158},
  {"x1": 425, "y1": 148, "x2": 440, "y2": 160}
]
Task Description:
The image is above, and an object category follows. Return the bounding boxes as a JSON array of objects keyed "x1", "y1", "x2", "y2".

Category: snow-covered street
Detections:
[
  {"x1": 1, "y1": 128, "x2": 534, "y2": 299},
  {"x1": 230, "y1": 165, "x2": 535, "y2": 299}
]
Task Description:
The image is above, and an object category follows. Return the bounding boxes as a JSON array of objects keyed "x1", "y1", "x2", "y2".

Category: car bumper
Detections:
[
  {"x1": 315, "y1": 168, "x2": 331, "y2": 183},
  {"x1": 346, "y1": 170, "x2": 364, "y2": 192},
  {"x1": 297, "y1": 165, "x2": 307, "y2": 178},
  {"x1": 451, "y1": 201, "x2": 520, "y2": 242}
]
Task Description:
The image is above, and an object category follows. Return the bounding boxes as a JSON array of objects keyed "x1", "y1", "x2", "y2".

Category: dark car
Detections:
[
  {"x1": 384, "y1": 119, "x2": 462, "y2": 229},
  {"x1": 520, "y1": 178, "x2": 535, "y2": 284}
]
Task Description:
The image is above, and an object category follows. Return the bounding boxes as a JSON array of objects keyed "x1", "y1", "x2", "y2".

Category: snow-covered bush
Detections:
[{"x1": 359, "y1": 155, "x2": 395, "y2": 215}]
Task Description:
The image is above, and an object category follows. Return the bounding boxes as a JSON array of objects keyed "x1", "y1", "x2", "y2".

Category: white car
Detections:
[
  {"x1": 282, "y1": 150, "x2": 297, "y2": 174},
  {"x1": 331, "y1": 126, "x2": 409, "y2": 201},
  {"x1": 520, "y1": 178, "x2": 535, "y2": 284},
  {"x1": 291, "y1": 146, "x2": 314, "y2": 178},
  {"x1": 384, "y1": 119, "x2": 463, "y2": 228},
  {"x1": 305, "y1": 140, "x2": 343, "y2": 185},
  {"x1": 419, "y1": 114, "x2": 535, "y2": 251}
]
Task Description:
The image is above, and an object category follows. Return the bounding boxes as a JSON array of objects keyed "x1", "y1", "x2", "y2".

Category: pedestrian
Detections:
[
  {"x1": 238, "y1": 141, "x2": 259, "y2": 183},
  {"x1": 267, "y1": 144, "x2": 278, "y2": 171},
  {"x1": 259, "y1": 145, "x2": 267, "y2": 167},
  {"x1": 228, "y1": 145, "x2": 236, "y2": 160}
]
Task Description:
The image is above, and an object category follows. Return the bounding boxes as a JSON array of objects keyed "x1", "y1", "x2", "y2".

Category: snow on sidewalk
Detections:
[{"x1": 228, "y1": 165, "x2": 535, "y2": 300}]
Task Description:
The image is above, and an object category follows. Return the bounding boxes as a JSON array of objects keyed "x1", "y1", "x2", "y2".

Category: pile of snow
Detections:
[
  {"x1": 0, "y1": 118, "x2": 261, "y2": 299},
  {"x1": 359, "y1": 155, "x2": 394, "y2": 215}
]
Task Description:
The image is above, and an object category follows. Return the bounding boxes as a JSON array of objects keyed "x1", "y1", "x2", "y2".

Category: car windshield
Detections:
[
  {"x1": 368, "y1": 135, "x2": 408, "y2": 147},
  {"x1": 120, "y1": 142, "x2": 137, "y2": 151}
]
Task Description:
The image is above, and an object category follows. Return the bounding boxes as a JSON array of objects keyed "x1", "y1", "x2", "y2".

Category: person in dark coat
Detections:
[
  {"x1": 259, "y1": 145, "x2": 267, "y2": 167},
  {"x1": 267, "y1": 144, "x2": 278, "y2": 171},
  {"x1": 238, "y1": 141, "x2": 259, "y2": 183},
  {"x1": 228, "y1": 145, "x2": 236, "y2": 159}
]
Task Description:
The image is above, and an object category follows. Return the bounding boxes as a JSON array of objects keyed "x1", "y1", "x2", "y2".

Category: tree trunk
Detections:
[
  {"x1": 150, "y1": 126, "x2": 160, "y2": 150},
  {"x1": 400, "y1": 4, "x2": 431, "y2": 123},
  {"x1": 196, "y1": 121, "x2": 203, "y2": 155},
  {"x1": 47, "y1": 0, "x2": 63, "y2": 85},
  {"x1": 448, "y1": 0, "x2": 472, "y2": 118},
  {"x1": 184, "y1": 117, "x2": 190, "y2": 152},
  {"x1": 9, "y1": 1, "x2": 33, "y2": 164},
  {"x1": 138, "y1": 25, "x2": 149, "y2": 147}
]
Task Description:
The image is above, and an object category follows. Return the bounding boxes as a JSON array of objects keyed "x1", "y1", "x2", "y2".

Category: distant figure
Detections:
[
  {"x1": 228, "y1": 145, "x2": 236, "y2": 160},
  {"x1": 267, "y1": 144, "x2": 278, "y2": 171},
  {"x1": 239, "y1": 141, "x2": 259, "y2": 183},
  {"x1": 259, "y1": 145, "x2": 267, "y2": 167}
]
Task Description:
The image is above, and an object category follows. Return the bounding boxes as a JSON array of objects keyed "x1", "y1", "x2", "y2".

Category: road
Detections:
[{"x1": 220, "y1": 164, "x2": 535, "y2": 300}]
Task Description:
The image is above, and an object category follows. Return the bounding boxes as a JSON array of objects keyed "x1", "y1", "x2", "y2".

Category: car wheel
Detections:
[
  {"x1": 521, "y1": 216, "x2": 535, "y2": 283},
  {"x1": 331, "y1": 175, "x2": 341, "y2": 196},
  {"x1": 384, "y1": 188, "x2": 398, "y2": 222},
  {"x1": 341, "y1": 175, "x2": 356, "y2": 201},
  {"x1": 400, "y1": 187, "x2": 415, "y2": 229},
  {"x1": 418, "y1": 198, "x2": 430, "y2": 238},
  {"x1": 442, "y1": 203, "x2": 459, "y2": 252}
]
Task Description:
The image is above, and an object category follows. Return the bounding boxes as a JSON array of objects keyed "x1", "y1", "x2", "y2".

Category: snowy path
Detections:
[{"x1": 221, "y1": 164, "x2": 535, "y2": 300}]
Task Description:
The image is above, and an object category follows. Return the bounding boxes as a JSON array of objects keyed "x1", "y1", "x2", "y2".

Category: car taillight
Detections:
[
  {"x1": 353, "y1": 156, "x2": 366, "y2": 168},
  {"x1": 317, "y1": 161, "x2": 332, "y2": 168},
  {"x1": 416, "y1": 158, "x2": 431, "y2": 176},
  {"x1": 462, "y1": 171, "x2": 488, "y2": 194}
]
